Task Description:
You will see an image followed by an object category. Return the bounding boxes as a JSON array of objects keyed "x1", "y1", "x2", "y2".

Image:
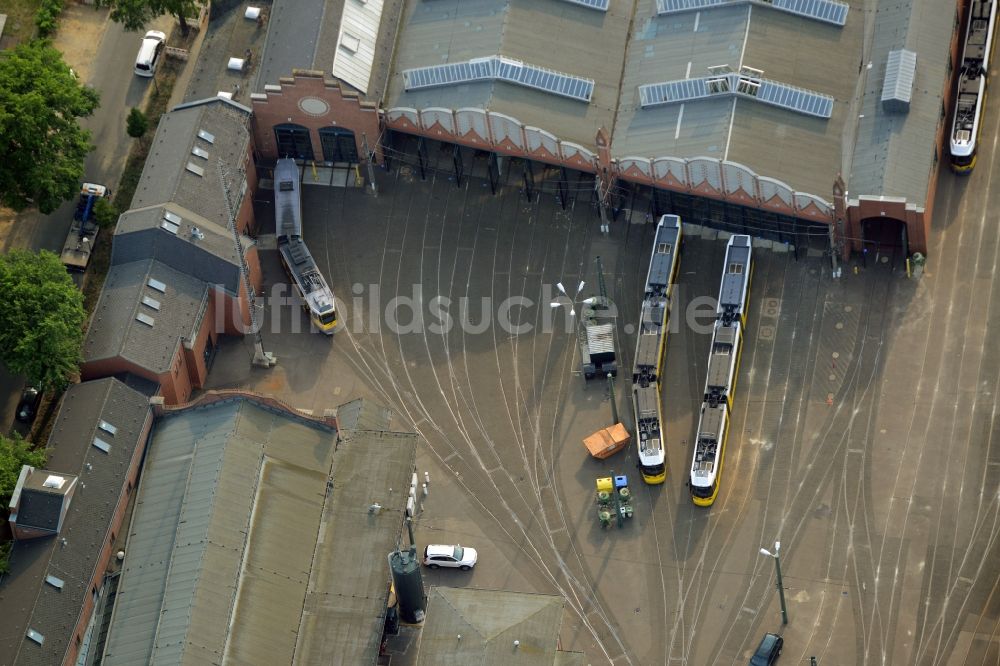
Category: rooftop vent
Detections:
[
  {"x1": 163, "y1": 210, "x2": 182, "y2": 224},
  {"x1": 136, "y1": 313, "x2": 155, "y2": 327},
  {"x1": 191, "y1": 146, "x2": 209, "y2": 159},
  {"x1": 141, "y1": 295, "x2": 161, "y2": 311},
  {"x1": 881, "y1": 49, "x2": 916, "y2": 113},
  {"x1": 185, "y1": 162, "x2": 205, "y2": 177},
  {"x1": 147, "y1": 278, "x2": 166, "y2": 293},
  {"x1": 190, "y1": 226, "x2": 205, "y2": 240},
  {"x1": 197, "y1": 129, "x2": 215, "y2": 144},
  {"x1": 44, "y1": 575, "x2": 65, "y2": 590},
  {"x1": 42, "y1": 475, "x2": 66, "y2": 489},
  {"x1": 161, "y1": 220, "x2": 179, "y2": 234},
  {"x1": 26, "y1": 629, "x2": 44, "y2": 646},
  {"x1": 93, "y1": 438, "x2": 111, "y2": 453},
  {"x1": 99, "y1": 420, "x2": 117, "y2": 435}
]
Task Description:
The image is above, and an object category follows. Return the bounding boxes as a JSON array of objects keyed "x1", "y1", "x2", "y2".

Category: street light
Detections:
[
  {"x1": 759, "y1": 541, "x2": 788, "y2": 625},
  {"x1": 550, "y1": 281, "x2": 596, "y2": 318}
]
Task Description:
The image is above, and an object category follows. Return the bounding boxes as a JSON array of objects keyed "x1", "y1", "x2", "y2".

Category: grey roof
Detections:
[
  {"x1": 15, "y1": 479, "x2": 72, "y2": 532},
  {"x1": 83, "y1": 259, "x2": 209, "y2": 374},
  {"x1": 0, "y1": 378, "x2": 152, "y2": 666},
  {"x1": 615, "y1": 1, "x2": 861, "y2": 197},
  {"x1": 101, "y1": 398, "x2": 416, "y2": 666},
  {"x1": 257, "y1": 0, "x2": 400, "y2": 101},
  {"x1": 131, "y1": 98, "x2": 251, "y2": 229},
  {"x1": 847, "y1": 0, "x2": 955, "y2": 203},
  {"x1": 113, "y1": 203, "x2": 245, "y2": 294},
  {"x1": 336, "y1": 397, "x2": 393, "y2": 431},
  {"x1": 417, "y1": 587, "x2": 581, "y2": 666},
  {"x1": 386, "y1": 0, "x2": 633, "y2": 144}
]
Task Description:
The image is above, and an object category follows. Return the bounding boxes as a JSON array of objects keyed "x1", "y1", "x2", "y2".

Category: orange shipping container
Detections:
[{"x1": 583, "y1": 423, "x2": 632, "y2": 459}]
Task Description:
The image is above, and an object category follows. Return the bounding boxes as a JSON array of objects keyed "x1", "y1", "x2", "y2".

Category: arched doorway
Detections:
[
  {"x1": 274, "y1": 123, "x2": 314, "y2": 161},
  {"x1": 319, "y1": 126, "x2": 359, "y2": 164},
  {"x1": 861, "y1": 216, "x2": 908, "y2": 267}
]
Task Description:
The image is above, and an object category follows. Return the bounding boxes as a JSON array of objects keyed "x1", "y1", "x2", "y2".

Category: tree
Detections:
[
  {"x1": 0, "y1": 41, "x2": 99, "y2": 214},
  {"x1": 126, "y1": 107, "x2": 148, "y2": 138},
  {"x1": 93, "y1": 197, "x2": 119, "y2": 229},
  {"x1": 97, "y1": 0, "x2": 199, "y2": 34},
  {"x1": 0, "y1": 251, "x2": 85, "y2": 391},
  {"x1": 0, "y1": 433, "x2": 46, "y2": 507}
]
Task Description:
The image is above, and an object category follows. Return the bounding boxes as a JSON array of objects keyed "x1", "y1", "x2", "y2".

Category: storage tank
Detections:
[{"x1": 388, "y1": 546, "x2": 425, "y2": 624}]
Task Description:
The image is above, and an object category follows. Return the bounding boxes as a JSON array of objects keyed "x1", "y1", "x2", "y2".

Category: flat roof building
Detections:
[{"x1": 100, "y1": 395, "x2": 416, "y2": 664}]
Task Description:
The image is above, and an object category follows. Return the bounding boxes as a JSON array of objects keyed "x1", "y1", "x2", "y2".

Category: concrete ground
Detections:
[{"x1": 206, "y1": 97, "x2": 1000, "y2": 666}]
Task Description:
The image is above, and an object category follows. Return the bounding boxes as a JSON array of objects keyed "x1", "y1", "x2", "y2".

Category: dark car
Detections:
[
  {"x1": 750, "y1": 632, "x2": 783, "y2": 665},
  {"x1": 16, "y1": 386, "x2": 41, "y2": 424}
]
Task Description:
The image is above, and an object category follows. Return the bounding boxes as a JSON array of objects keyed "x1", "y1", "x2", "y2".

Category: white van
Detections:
[{"x1": 134, "y1": 30, "x2": 166, "y2": 77}]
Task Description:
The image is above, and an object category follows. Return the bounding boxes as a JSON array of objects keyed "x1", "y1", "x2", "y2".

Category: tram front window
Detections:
[
  {"x1": 952, "y1": 152, "x2": 975, "y2": 167},
  {"x1": 691, "y1": 483, "x2": 714, "y2": 499},
  {"x1": 643, "y1": 463, "x2": 665, "y2": 477},
  {"x1": 319, "y1": 311, "x2": 336, "y2": 325}
]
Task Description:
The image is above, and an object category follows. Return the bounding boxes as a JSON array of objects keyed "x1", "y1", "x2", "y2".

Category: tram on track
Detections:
[
  {"x1": 274, "y1": 158, "x2": 337, "y2": 334},
  {"x1": 690, "y1": 235, "x2": 752, "y2": 506},
  {"x1": 632, "y1": 214, "x2": 682, "y2": 485},
  {"x1": 950, "y1": 0, "x2": 998, "y2": 173}
]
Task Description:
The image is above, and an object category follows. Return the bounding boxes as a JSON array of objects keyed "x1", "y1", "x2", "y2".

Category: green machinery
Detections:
[{"x1": 596, "y1": 472, "x2": 633, "y2": 528}]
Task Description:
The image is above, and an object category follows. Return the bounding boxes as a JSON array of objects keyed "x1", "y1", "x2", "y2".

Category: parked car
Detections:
[
  {"x1": 16, "y1": 386, "x2": 41, "y2": 424},
  {"x1": 134, "y1": 30, "x2": 166, "y2": 77},
  {"x1": 423, "y1": 544, "x2": 478, "y2": 570},
  {"x1": 749, "y1": 632, "x2": 783, "y2": 665}
]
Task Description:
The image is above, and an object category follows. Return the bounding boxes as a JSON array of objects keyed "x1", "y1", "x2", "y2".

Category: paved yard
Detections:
[{"x1": 207, "y1": 139, "x2": 1000, "y2": 664}]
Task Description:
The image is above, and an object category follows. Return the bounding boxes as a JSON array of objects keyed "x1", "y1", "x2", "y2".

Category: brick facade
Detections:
[{"x1": 251, "y1": 70, "x2": 381, "y2": 165}]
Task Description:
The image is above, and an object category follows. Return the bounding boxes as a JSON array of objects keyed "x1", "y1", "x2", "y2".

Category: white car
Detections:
[
  {"x1": 134, "y1": 30, "x2": 166, "y2": 77},
  {"x1": 423, "y1": 544, "x2": 478, "y2": 570}
]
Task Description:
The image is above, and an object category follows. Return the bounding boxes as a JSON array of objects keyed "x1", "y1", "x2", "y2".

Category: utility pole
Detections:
[
  {"x1": 596, "y1": 176, "x2": 609, "y2": 234},
  {"x1": 361, "y1": 133, "x2": 377, "y2": 195},
  {"x1": 828, "y1": 220, "x2": 839, "y2": 276},
  {"x1": 218, "y1": 161, "x2": 276, "y2": 368}
]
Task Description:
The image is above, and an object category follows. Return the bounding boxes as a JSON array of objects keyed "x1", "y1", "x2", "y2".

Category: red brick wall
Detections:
[{"x1": 251, "y1": 70, "x2": 381, "y2": 164}]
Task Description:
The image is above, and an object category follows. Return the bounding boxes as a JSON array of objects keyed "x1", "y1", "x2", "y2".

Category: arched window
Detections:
[
  {"x1": 319, "y1": 126, "x2": 359, "y2": 164},
  {"x1": 274, "y1": 123, "x2": 314, "y2": 161}
]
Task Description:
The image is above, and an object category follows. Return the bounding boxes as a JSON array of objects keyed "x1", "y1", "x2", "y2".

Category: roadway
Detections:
[{"x1": 0, "y1": 6, "x2": 169, "y2": 431}]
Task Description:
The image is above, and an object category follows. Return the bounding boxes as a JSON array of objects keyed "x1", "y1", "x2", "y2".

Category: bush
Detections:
[
  {"x1": 0, "y1": 541, "x2": 11, "y2": 576},
  {"x1": 126, "y1": 108, "x2": 148, "y2": 138},
  {"x1": 35, "y1": 0, "x2": 65, "y2": 37},
  {"x1": 0, "y1": 433, "x2": 46, "y2": 506},
  {"x1": 93, "y1": 197, "x2": 119, "y2": 229}
]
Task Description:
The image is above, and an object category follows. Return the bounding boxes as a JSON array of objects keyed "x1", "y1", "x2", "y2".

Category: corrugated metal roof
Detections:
[
  {"x1": 332, "y1": 0, "x2": 384, "y2": 94},
  {"x1": 83, "y1": 259, "x2": 210, "y2": 374},
  {"x1": 848, "y1": 0, "x2": 955, "y2": 203},
  {"x1": 417, "y1": 587, "x2": 569, "y2": 665},
  {"x1": 336, "y1": 397, "x2": 393, "y2": 431},
  {"x1": 2, "y1": 379, "x2": 151, "y2": 666},
  {"x1": 102, "y1": 398, "x2": 415, "y2": 666}
]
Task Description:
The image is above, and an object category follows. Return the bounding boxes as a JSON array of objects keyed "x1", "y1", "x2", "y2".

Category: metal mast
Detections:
[{"x1": 218, "y1": 160, "x2": 276, "y2": 368}]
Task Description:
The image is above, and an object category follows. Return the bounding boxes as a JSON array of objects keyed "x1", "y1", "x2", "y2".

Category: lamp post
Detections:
[
  {"x1": 550, "y1": 281, "x2": 596, "y2": 330},
  {"x1": 759, "y1": 541, "x2": 788, "y2": 625}
]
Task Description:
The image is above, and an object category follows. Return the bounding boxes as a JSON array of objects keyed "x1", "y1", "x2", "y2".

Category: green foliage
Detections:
[
  {"x1": 0, "y1": 250, "x2": 85, "y2": 391},
  {"x1": 126, "y1": 107, "x2": 148, "y2": 138},
  {"x1": 0, "y1": 433, "x2": 46, "y2": 507},
  {"x1": 0, "y1": 541, "x2": 12, "y2": 575},
  {"x1": 96, "y1": 0, "x2": 199, "y2": 32},
  {"x1": 35, "y1": 0, "x2": 65, "y2": 37},
  {"x1": 0, "y1": 41, "x2": 99, "y2": 214},
  {"x1": 93, "y1": 196, "x2": 119, "y2": 229}
]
